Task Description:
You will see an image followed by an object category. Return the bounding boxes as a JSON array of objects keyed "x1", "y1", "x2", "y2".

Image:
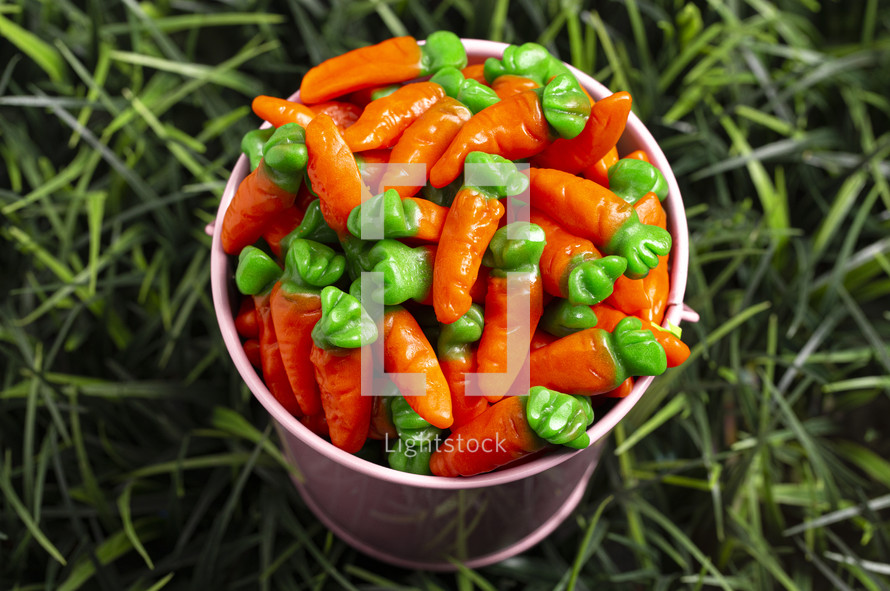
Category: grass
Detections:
[{"x1": 2, "y1": 0, "x2": 889, "y2": 588}]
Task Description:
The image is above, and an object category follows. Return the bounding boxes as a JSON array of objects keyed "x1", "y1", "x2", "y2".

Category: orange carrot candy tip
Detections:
[
  {"x1": 605, "y1": 274, "x2": 652, "y2": 316},
  {"x1": 381, "y1": 305, "x2": 453, "y2": 430},
  {"x1": 309, "y1": 286, "x2": 378, "y2": 453},
  {"x1": 308, "y1": 101, "x2": 363, "y2": 130},
  {"x1": 235, "y1": 247, "x2": 304, "y2": 417},
  {"x1": 624, "y1": 149, "x2": 650, "y2": 162},
  {"x1": 582, "y1": 145, "x2": 619, "y2": 188},
  {"x1": 460, "y1": 63, "x2": 488, "y2": 85},
  {"x1": 234, "y1": 296, "x2": 260, "y2": 339},
  {"x1": 640, "y1": 253, "x2": 670, "y2": 325},
  {"x1": 437, "y1": 304, "x2": 489, "y2": 430},
  {"x1": 343, "y1": 81, "x2": 446, "y2": 152},
  {"x1": 242, "y1": 338, "x2": 262, "y2": 368},
  {"x1": 528, "y1": 167, "x2": 672, "y2": 280},
  {"x1": 603, "y1": 377, "x2": 634, "y2": 398},
  {"x1": 632, "y1": 192, "x2": 668, "y2": 231},
  {"x1": 529, "y1": 316, "x2": 667, "y2": 396},
  {"x1": 530, "y1": 208, "x2": 627, "y2": 306},
  {"x1": 530, "y1": 329, "x2": 558, "y2": 351},
  {"x1": 347, "y1": 188, "x2": 448, "y2": 243},
  {"x1": 271, "y1": 239, "x2": 346, "y2": 417},
  {"x1": 432, "y1": 152, "x2": 529, "y2": 324},
  {"x1": 429, "y1": 72, "x2": 589, "y2": 188},
  {"x1": 299, "y1": 31, "x2": 467, "y2": 105},
  {"x1": 531, "y1": 90, "x2": 633, "y2": 174},
  {"x1": 475, "y1": 222, "x2": 547, "y2": 401},
  {"x1": 251, "y1": 95, "x2": 316, "y2": 129},
  {"x1": 491, "y1": 74, "x2": 540, "y2": 99},
  {"x1": 377, "y1": 95, "x2": 473, "y2": 198},
  {"x1": 221, "y1": 123, "x2": 307, "y2": 255},
  {"x1": 305, "y1": 113, "x2": 373, "y2": 238},
  {"x1": 429, "y1": 387, "x2": 594, "y2": 477}
]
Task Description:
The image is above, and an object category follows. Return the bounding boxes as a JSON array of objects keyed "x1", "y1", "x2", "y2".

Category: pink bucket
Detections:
[{"x1": 209, "y1": 39, "x2": 697, "y2": 570}]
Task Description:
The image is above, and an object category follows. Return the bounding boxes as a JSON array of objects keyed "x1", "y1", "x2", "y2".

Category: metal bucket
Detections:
[{"x1": 209, "y1": 38, "x2": 697, "y2": 570}]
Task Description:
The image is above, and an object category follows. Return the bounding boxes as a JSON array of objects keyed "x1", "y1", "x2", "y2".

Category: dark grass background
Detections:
[{"x1": 2, "y1": 0, "x2": 890, "y2": 589}]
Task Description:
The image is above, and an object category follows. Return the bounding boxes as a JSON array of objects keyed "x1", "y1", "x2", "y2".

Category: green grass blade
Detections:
[
  {"x1": 634, "y1": 497, "x2": 733, "y2": 591},
  {"x1": 117, "y1": 482, "x2": 155, "y2": 569},
  {"x1": 109, "y1": 50, "x2": 259, "y2": 95},
  {"x1": 210, "y1": 406, "x2": 301, "y2": 478},
  {"x1": 86, "y1": 191, "x2": 106, "y2": 296},
  {"x1": 56, "y1": 519, "x2": 163, "y2": 591},
  {"x1": 0, "y1": 451, "x2": 68, "y2": 565},
  {"x1": 567, "y1": 495, "x2": 613, "y2": 591},
  {"x1": 134, "y1": 573, "x2": 175, "y2": 591},
  {"x1": 614, "y1": 393, "x2": 687, "y2": 455},
  {"x1": 833, "y1": 440, "x2": 890, "y2": 489},
  {"x1": 102, "y1": 12, "x2": 287, "y2": 34},
  {"x1": 0, "y1": 13, "x2": 66, "y2": 82}
]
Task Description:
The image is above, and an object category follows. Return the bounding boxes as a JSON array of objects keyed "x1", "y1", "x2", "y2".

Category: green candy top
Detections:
[
  {"x1": 347, "y1": 189, "x2": 425, "y2": 240},
  {"x1": 235, "y1": 246, "x2": 281, "y2": 295},
  {"x1": 310, "y1": 286, "x2": 378, "y2": 350},
  {"x1": 364, "y1": 239, "x2": 434, "y2": 306},
  {"x1": 540, "y1": 73, "x2": 591, "y2": 140},
  {"x1": 429, "y1": 66, "x2": 500, "y2": 114},
  {"x1": 540, "y1": 299, "x2": 599, "y2": 338},
  {"x1": 339, "y1": 235, "x2": 376, "y2": 281},
  {"x1": 608, "y1": 158, "x2": 669, "y2": 204},
  {"x1": 280, "y1": 200, "x2": 339, "y2": 256},
  {"x1": 390, "y1": 395, "x2": 437, "y2": 437},
  {"x1": 484, "y1": 42, "x2": 590, "y2": 138},
  {"x1": 418, "y1": 31, "x2": 467, "y2": 76},
  {"x1": 482, "y1": 222, "x2": 546, "y2": 276},
  {"x1": 605, "y1": 212, "x2": 672, "y2": 279},
  {"x1": 463, "y1": 151, "x2": 530, "y2": 200},
  {"x1": 437, "y1": 304, "x2": 485, "y2": 361},
  {"x1": 526, "y1": 386, "x2": 594, "y2": 450},
  {"x1": 483, "y1": 42, "x2": 572, "y2": 87},
  {"x1": 279, "y1": 239, "x2": 345, "y2": 294},
  {"x1": 610, "y1": 316, "x2": 667, "y2": 378},
  {"x1": 565, "y1": 255, "x2": 627, "y2": 306},
  {"x1": 241, "y1": 127, "x2": 274, "y2": 171},
  {"x1": 260, "y1": 123, "x2": 308, "y2": 194},
  {"x1": 387, "y1": 394, "x2": 442, "y2": 476}
]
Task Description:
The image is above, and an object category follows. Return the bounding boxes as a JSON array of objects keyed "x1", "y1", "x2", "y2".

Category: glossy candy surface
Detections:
[{"x1": 221, "y1": 35, "x2": 689, "y2": 478}]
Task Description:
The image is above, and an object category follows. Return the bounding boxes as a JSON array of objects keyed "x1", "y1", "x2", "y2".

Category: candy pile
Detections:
[{"x1": 221, "y1": 33, "x2": 690, "y2": 477}]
